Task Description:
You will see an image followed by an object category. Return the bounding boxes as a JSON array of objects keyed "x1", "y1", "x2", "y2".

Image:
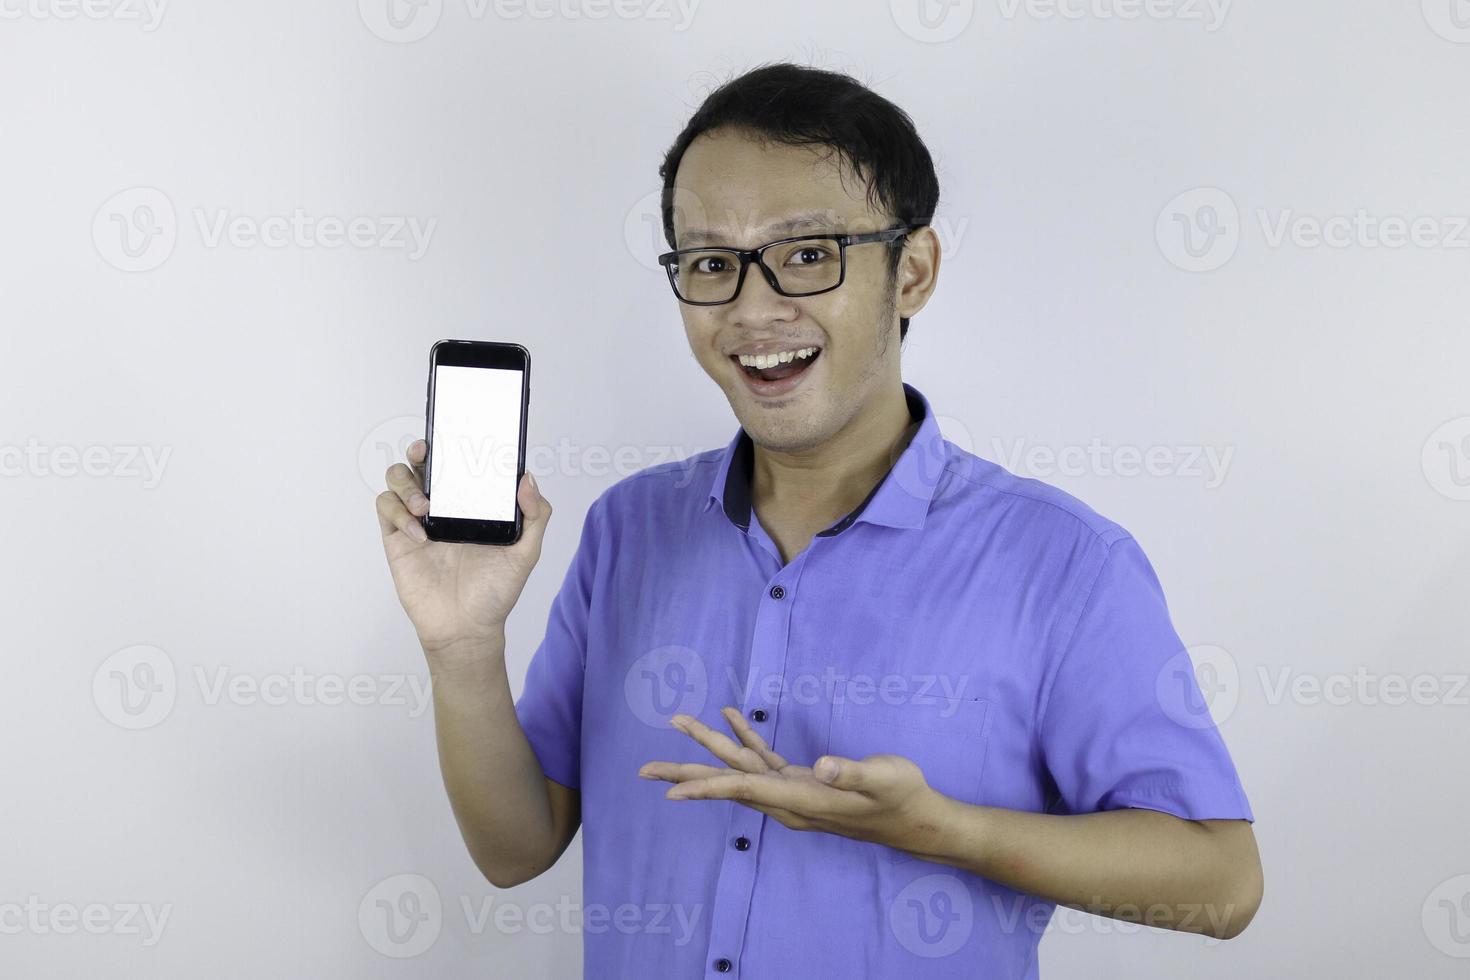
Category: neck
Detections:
[{"x1": 749, "y1": 383, "x2": 917, "y2": 529}]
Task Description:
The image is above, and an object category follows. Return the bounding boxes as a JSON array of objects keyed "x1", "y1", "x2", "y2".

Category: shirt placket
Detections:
[{"x1": 702, "y1": 511, "x2": 814, "y2": 977}]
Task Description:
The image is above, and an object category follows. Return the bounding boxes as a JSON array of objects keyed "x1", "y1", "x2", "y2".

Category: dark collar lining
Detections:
[{"x1": 721, "y1": 387, "x2": 924, "y2": 536}]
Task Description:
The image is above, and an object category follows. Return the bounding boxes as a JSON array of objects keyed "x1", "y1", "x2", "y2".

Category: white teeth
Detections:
[{"x1": 737, "y1": 346, "x2": 819, "y2": 368}]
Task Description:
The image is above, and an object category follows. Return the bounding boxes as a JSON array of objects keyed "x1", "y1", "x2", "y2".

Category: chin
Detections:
[{"x1": 747, "y1": 413, "x2": 832, "y2": 454}]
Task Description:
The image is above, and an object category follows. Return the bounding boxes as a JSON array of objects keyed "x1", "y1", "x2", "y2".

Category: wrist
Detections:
[
  {"x1": 900, "y1": 788, "x2": 974, "y2": 866},
  {"x1": 423, "y1": 629, "x2": 506, "y2": 678}
]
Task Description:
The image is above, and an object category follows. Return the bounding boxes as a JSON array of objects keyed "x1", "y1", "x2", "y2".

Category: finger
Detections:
[
  {"x1": 742, "y1": 802, "x2": 810, "y2": 826},
  {"x1": 720, "y1": 706, "x2": 789, "y2": 770},
  {"x1": 744, "y1": 801, "x2": 830, "y2": 833},
  {"x1": 813, "y1": 754, "x2": 897, "y2": 795},
  {"x1": 512, "y1": 471, "x2": 552, "y2": 557},
  {"x1": 385, "y1": 461, "x2": 429, "y2": 517},
  {"x1": 376, "y1": 489, "x2": 428, "y2": 543},
  {"x1": 408, "y1": 439, "x2": 427, "y2": 483},
  {"x1": 666, "y1": 770, "x2": 808, "y2": 807},
  {"x1": 637, "y1": 761, "x2": 728, "y2": 784},
  {"x1": 649, "y1": 778, "x2": 810, "y2": 828},
  {"x1": 670, "y1": 714, "x2": 773, "y2": 774}
]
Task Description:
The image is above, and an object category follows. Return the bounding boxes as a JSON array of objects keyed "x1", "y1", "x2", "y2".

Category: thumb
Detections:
[
  {"x1": 812, "y1": 754, "x2": 866, "y2": 791},
  {"x1": 517, "y1": 471, "x2": 552, "y2": 536}
]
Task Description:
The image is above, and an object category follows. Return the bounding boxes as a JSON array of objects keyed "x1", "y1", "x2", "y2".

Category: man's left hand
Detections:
[{"x1": 638, "y1": 706, "x2": 954, "y2": 857}]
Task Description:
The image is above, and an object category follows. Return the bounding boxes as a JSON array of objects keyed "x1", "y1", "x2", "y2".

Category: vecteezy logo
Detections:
[
  {"x1": 1421, "y1": 416, "x2": 1470, "y2": 501},
  {"x1": 889, "y1": 873, "x2": 973, "y2": 957},
  {"x1": 623, "y1": 185, "x2": 710, "y2": 272},
  {"x1": 1422, "y1": 874, "x2": 1470, "y2": 957},
  {"x1": 93, "y1": 187, "x2": 177, "y2": 272},
  {"x1": 359, "y1": 873, "x2": 442, "y2": 957},
  {"x1": 359, "y1": 0, "x2": 443, "y2": 42},
  {"x1": 1156, "y1": 187, "x2": 1240, "y2": 272},
  {"x1": 890, "y1": 0, "x2": 975, "y2": 43},
  {"x1": 624, "y1": 645, "x2": 708, "y2": 728},
  {"x1": 922, "y1": 414, "x2": 976, "y2": 507},
  {"x1": 1423, "y1": 0, "x2": 1470, "y2": 43},
  {"x1": 1155, "y1": 643, "x2": 1239, "y2": 728},
  {"x1": 888, "y1": 412, "x2": 968, "y2": 511},
  {"x1": 359, "y1": 415, "x2": 426, "y2": 495},
  {"x1": 93, "y1": 645, "x2": 178, "y2": 730}
]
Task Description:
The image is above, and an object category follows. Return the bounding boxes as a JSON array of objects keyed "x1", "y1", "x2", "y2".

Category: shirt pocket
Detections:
[{"x1": 825, "y1": 679, "x2": 992, "y2": 808}]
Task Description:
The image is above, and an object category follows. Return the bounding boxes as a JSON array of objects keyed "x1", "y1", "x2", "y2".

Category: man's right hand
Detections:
[{"x1": 375, "y1": 439, "x2": 553, "y2": 671}]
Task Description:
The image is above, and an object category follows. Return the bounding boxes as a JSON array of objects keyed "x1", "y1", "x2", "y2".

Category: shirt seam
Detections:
[
  {"x1": 1106, "y1": 782, "x2": 1254, "y2": 819},
  {"x1": 579, "y1": 486, "x2": 616, "y2": 673},
  {"x1": 1032, "y1": 530, "x2": 1134, "y2": 757},
  {"x1": 609, "y1": 451, "x2": 725, "y2": 496},
  {"x1": 941, "y1": 458, "x2": 1122, "y2": 543}
]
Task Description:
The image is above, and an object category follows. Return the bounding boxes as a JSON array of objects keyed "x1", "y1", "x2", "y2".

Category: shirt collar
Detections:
[{"x1": 704, "y1": 382, "x2": 947, "y2": 536}]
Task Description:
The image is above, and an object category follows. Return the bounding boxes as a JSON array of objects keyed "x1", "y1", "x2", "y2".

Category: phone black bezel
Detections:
[{"x1": 422, "y1": 339, "x2": 531, "y2": 546}]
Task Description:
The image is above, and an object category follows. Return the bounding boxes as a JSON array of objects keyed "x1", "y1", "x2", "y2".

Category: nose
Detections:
[{"x1": 726, "y1": 257, "x2": 799, "y2": 328}]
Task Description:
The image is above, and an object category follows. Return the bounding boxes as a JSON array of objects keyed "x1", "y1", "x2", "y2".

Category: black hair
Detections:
[{"x1": 657, "y1": 62, "x2": 940, "y2": 343}]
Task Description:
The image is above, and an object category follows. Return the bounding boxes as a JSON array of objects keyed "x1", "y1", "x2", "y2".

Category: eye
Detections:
[
  {"x1": 691, "y1": 254, "x2": 736, "y2": 275},
  {"x1": 785, "y1": 245, "x2": 833, "y2": 266}
]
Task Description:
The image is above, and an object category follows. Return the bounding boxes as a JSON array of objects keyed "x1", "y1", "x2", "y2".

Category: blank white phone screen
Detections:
[{"x1": 427, "y1": 365, "x2": 523, "y2": 522}]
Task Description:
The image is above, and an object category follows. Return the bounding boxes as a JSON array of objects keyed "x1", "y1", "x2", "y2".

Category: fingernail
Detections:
[
  {"x1": 527, "y1": 471, "x2": 539, "y2": 494},
  {"x1": 408, "y1": 522, "x2": 427, "y2": 542},
  {"x1": 814, "y1": 758, "x2": 838, "y2": 782}
]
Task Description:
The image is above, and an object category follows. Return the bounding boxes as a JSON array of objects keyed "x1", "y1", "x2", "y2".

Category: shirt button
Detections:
[
  {"x1": 734, "y1": 836, "x2": 750, "y2": 851},
  {"x1": 750, "y1": 708, "x2": 768, "y2": 722},
  {"x1": 769, "y1": 585, "x2": 785, "y2": 600},
  {"x1": 714, "y1": 957, "x2": 732, "y2": 972}
]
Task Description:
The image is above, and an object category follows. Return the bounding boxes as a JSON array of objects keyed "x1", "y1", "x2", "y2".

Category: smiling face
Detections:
[{"x1": 669, "y1": 126, "x2": 927, "y2": 454}]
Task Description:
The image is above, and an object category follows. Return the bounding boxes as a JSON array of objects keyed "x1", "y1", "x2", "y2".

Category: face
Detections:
[{"x1": 668, "y1": 127, "x2": 932, "y2": 454}]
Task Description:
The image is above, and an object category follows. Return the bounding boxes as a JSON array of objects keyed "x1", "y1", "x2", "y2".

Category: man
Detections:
[{"x1": 376, "y1": 62, "x2": 1261, "y2": 978}]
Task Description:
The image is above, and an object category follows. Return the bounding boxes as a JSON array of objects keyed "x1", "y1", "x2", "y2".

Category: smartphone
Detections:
[{"x1": 422, "y1": 339, "x2": 530, "y2": 545}]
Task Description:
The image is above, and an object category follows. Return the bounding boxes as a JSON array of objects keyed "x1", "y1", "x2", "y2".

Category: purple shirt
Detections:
[{"x1": 515, "y1": 382, "x2": 1254, "y2": 978}]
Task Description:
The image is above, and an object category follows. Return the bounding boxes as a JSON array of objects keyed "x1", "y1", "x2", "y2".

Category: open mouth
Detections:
[{"x1": 730, "y1": 346, "x2": 822, "y2": 385}]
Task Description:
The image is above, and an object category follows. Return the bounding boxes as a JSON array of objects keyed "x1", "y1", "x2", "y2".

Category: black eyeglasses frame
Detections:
[{"x1": 656, "y1": 224, "x2": 919, "y2": 306}]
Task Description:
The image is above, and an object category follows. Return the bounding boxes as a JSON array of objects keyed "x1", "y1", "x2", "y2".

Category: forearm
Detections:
[
  {"x1": 428, "y1": 630, "x2": 561, "y2": 887},
  {"x1": 905, "y1": 796, "x2": 1261, "y2": 939}
]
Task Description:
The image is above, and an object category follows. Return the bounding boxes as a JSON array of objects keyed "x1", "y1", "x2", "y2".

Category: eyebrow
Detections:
[{"x1": 678, "y1": 209, "x2": 845, "y2": 248}]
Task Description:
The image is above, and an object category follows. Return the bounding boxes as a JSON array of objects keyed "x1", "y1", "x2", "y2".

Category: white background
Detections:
[{"x1": 3, "y1": 1, "x2": 1470, "y2": 976}]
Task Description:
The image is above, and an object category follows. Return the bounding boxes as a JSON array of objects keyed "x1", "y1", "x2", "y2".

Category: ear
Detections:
[{"x1": 895, "y1": 224, "x2": 942, "y2": 321}]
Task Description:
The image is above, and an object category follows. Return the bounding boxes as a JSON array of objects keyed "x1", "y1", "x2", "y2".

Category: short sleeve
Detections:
[
  {"x1": 1038, "y1": 533, "x2": 1254, "y2": 822},
  {"x1": 512, "y1": 493, "x2": 605, "y2": 791}
]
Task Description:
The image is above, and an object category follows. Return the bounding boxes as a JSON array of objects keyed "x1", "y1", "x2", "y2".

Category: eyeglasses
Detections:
[{"x1": 656, "y1": 224, "x2": 918, "y2": 306}]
